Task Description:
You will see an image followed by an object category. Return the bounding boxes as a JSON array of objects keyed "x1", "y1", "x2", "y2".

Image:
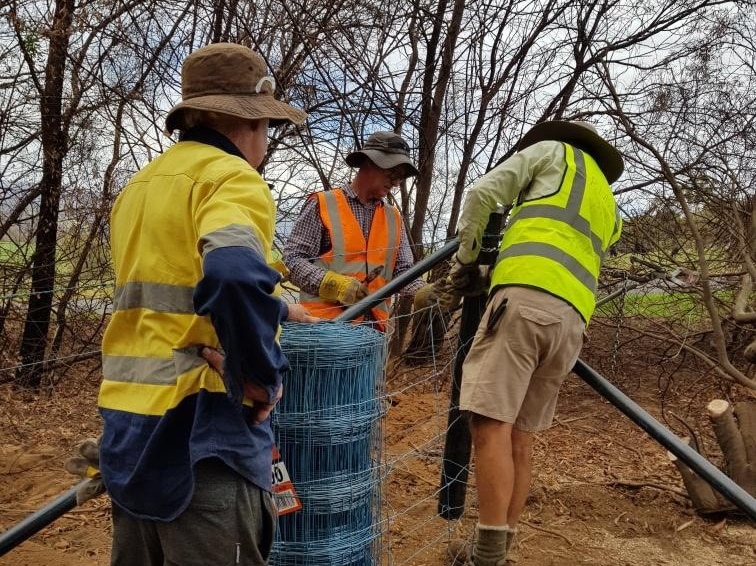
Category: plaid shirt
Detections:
[{"x1": 283, "y1": 185, "x2": 424, "y2": 297}]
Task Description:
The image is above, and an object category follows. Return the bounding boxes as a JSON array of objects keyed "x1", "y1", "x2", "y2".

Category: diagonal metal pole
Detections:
[
  {"x1": 334, "y1": 239, "x2": 460, "y2": 323},
  {"x1": 0, "y1": 484, "x2": 81, "y2": 556},
  {"x1": 573, "y1": 360, "x2": 756, "y2": 519}
]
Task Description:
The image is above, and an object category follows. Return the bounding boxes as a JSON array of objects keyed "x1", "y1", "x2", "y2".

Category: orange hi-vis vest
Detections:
[{"x1": 299, "y1": 188, "x2": 402, "y2": 331}]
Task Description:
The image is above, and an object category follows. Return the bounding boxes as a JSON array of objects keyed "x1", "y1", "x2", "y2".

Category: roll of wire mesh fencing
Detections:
[{"x1": 270, "y1": 321, "x2": 389, "y2": 566}]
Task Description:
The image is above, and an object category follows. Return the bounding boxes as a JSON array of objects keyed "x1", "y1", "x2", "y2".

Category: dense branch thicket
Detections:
[{"x1": 0, "y1": 0, "x2": 754, "y2": 392}]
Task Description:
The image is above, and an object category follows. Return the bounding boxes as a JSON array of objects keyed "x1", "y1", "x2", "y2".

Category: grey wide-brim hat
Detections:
[
  {"x1": 165, "y1": 43, "x2": 307, "y2": 134},
  {"x1": 346, "y1": 131, "x2": 419, "y2": 177},
  {"x1": 517, "y1": 120, "x2": 624, "y2": 184}
]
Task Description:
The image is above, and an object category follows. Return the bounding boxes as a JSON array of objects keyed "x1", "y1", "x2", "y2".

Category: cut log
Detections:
[
  {"x1": 707, "y1": 399, "x2": 748, "y2": 477},
  {"x1": 668, "y1": 437, "x2": 729, "y2": 514},
  {"x1": 707, "y1": 400, "x2": 756, "y2": 496},
  {"x1": 734, "y1": 401, "x2": 756, "y2": 469},
  {"x1": 670, "y1": 401, "x2": 756, "y2": 516}
]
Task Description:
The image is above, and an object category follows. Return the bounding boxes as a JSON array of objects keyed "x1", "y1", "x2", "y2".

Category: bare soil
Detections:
[{"x1": 1, "y1": 326, "x2": 754, "y2": 566}]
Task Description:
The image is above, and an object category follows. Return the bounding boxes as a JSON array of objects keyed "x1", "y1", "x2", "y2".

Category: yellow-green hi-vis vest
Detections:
[{"x1": 490, "y1": 143, "x2": 622, "y2": 323}]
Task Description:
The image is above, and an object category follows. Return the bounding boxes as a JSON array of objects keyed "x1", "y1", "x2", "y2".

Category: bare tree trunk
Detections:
[
  {"x1": 409, "y1": 0, "x2": 465, "y2": 252},
  {"x1": 15, "y1": 0, "x2": 75, "y2": 390}
]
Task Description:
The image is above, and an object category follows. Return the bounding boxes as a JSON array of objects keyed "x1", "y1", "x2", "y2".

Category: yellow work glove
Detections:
[
  {"x1": 64, "y1": 436, "x2": 106, "y2": 505},
  {"x1": 447, "y1": 256, "x2": 489, "y2": 297},
  {"x1": 413, "y1": 279, "x2": 460, "y2": 313},
  {"x1": 319, "y1": 270, "x2": 369, "y2": 305}
]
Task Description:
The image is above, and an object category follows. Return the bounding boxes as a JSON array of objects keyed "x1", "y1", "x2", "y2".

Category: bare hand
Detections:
[
  {"x1": 286, "y1": 302, "x2": 320, "y2": 323},
  {"x1": 242, "y1": 381, "x2": 283, "y2": 425},
  {"x1": 201, "y1": 346, "x2": 224, "y2": 374},
  {"x1": 200, "y1": 346, "x2": 283, "y2": 424}
]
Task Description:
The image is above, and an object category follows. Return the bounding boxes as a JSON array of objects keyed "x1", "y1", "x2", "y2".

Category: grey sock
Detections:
[
  {"x1": 505, "y1": 527, "x2": 517, "y2": 554},
  {"x1": 473, "y1": 527, "x2": 508, "y2": 566}
]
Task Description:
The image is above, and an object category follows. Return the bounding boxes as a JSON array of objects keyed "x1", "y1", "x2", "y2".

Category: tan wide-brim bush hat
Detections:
[
  {"x1": 165, "y1": 43, "x2": 307, "y2": 134},
  {"x1": 517, "y1": 120, "x2": 624, "y2": 184},
  {"x1": 346, "y1": 131, "x2": 419, "y2": 177}
]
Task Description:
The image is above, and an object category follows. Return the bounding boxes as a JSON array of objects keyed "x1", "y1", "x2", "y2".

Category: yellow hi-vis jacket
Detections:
[
  {"x1": 299, "y1": 188, "x2": 402, "y2": 330},
  {"x1": 491, "y1": 143, "x2": 621, "y2": 323},
  {"x1": 98, "y1": 131, "x2": 286, "y2": 520}
]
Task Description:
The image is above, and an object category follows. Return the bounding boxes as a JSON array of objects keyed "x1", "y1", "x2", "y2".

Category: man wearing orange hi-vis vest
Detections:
[{"x1": 283, "y1": 131, "x2": 458, "y2": 332}]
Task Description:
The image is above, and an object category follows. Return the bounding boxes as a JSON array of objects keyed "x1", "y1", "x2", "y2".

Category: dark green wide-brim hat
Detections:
[{"x1": 517, "y1": 120, "x2": 624, "y2": 184}]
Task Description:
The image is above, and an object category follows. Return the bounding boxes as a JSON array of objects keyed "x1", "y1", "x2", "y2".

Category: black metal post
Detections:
[
  {"x1": 437, "y1": 294, "x2": 485, "y2": 519},
  {"x1": 438, "y1": 212, "x2": 505, "y2": 519}
]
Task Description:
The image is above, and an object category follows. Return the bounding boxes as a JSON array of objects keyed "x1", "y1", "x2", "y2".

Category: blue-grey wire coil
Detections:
[{"x1": 270, "y1": 321, "x2": 387, "y2": 566}]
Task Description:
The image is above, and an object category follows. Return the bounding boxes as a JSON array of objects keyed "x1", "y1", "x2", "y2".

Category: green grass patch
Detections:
[{"x1": 595, "y1": 289, "x2": 735, "y2": 321}]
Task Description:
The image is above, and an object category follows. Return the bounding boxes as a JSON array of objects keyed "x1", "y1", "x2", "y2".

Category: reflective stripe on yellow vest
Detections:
[
  {"x1": 490, "y1": 143, "x2": 621, "y2": 323},
  {"x1": 299, "y1": 188, "x2": 402, "y2": 330}
]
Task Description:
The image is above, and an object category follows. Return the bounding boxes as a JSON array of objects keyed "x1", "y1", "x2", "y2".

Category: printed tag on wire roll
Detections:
[{"x1": 271, "y1": 445, "x2": 302, "y2": 515}]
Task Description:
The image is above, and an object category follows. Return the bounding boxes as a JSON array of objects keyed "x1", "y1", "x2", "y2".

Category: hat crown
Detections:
[
  {"x1": 181, "y1": 43, "x2": 275, "y2": 101},
  {"x1": 362, "y1": 131, "x2": 411, "y2": 156},
  {"x1": 571, "y1": 121, "x2": 599, "y2": 136},
  {"x1": 517, "y1": 119, "x2": 624, "y2": 183}
]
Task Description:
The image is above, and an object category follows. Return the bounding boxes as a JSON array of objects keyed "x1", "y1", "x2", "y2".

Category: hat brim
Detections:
[
  {"x1": 165, "y1": 93, "x2": 307, "y2": 133},
  {"x1": 517, "y1": 121, "x2": 624, "y2": 184},
  {"x1": 345, "y1": 149, "x2": 419, "y2": 177}
]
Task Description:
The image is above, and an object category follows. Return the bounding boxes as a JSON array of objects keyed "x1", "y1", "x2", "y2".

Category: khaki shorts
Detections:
[{"x1": 460, "y1": 286, "x2": 585, "y2": 432}]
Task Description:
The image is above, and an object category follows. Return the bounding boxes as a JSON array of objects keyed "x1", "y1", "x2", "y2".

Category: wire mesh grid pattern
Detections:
[{"x1": 272, "y1": 321, "x2": 389, "y2": 566}]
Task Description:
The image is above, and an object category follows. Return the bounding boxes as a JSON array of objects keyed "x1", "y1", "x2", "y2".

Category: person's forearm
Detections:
[
  {"x1": 194, "y1": 246, "x2": 288, "y2": 401},
  {"x1": 286, "y1": 255, "x2": 327, "y2": 296},
  {"x1": 457, "y1": 158, "x2": 526, "y2": 264}
]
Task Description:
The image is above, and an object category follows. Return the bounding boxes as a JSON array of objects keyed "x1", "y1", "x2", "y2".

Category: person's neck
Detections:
[{"x1": 349, "y1": 179, "x2": 376, "y2": 206}]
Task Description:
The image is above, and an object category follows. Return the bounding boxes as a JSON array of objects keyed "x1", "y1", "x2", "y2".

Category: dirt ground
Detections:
[{"x1": 1, "y1": 327, "x2": 754, "y2": 566}]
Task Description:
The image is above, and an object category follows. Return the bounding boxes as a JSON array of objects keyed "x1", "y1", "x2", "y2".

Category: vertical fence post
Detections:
[{"x1": 438, "y1": 211, "x2": 504, "y2": 519}]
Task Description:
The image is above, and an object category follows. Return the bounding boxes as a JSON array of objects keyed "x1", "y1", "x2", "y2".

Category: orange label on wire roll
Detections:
[{"x1": 271, "y1": 445, "x2": 302, "y2": 515}]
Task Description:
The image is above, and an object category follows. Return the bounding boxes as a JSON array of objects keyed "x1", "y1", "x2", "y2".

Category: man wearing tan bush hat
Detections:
[
  {"x1": 447, "y1": 120, "x2": 623, "y2": 566},
  {"x1": 67, "y1": 42, "x2": 316, "y2": 566}
]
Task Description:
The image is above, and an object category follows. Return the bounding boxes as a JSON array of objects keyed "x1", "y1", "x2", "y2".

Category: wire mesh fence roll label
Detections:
[{"x1": 271, "y1": 321, "x2": 388, "y2": 566}]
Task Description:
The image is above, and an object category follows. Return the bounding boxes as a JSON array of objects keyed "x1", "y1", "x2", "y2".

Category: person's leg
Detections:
[
  {"x1": 110, "y1": 503, "x2": 163, "y2": 566},
  {"x1": 469, "y1": 414, "x2": 512, "y2": 566},
  {"x1": 507, "y1": 427, "x2": 534, "y2": 526},
  {"x1": 471, "y1": 415, "x2": 513, "y2": 526},
  {"x1": 506, "y1": 288, "x2": 585, "y2": 558},
  {"x1": 456, "y1": 288, "x2": 539, "y2": 566},
  {"x1": 159, "y1": 458, "x2": 276, "y2": 566}
]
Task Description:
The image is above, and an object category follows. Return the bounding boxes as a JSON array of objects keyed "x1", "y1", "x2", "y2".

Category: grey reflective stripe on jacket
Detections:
[
  {"x1": 107, "y1": 281, "x2": 207, "y2": 384},
  {"x1": 497, "y1": 242, "x2": 598, "y2": 292},
  {"x1": 102, "y1": 347, "x2": 206, "y2": 385},
  {"x1": 199, "y1": 224, "x2": 265, "y2": 258},
  {"x1": 114, "y1": 281, "x2": 194, "y2": 313}
]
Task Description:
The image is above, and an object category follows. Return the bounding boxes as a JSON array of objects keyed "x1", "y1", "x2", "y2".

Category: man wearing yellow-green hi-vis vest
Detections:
[{"x1": 446, "y1": 121, "x2": 624, "y2": 566}]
